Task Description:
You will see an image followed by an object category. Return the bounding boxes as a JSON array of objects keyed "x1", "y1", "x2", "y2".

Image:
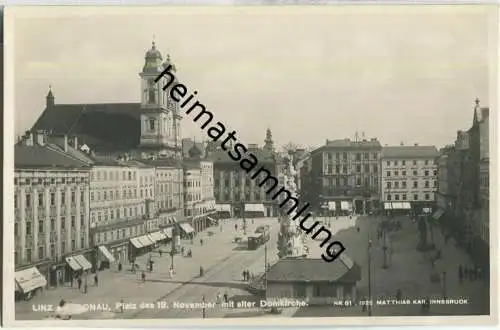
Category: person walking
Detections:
[
  {"x1": 223, "y1": 291, "x2": 229, "y2": 303},
  {"x1": 94, "y1": 273, "x2": 99, "y2": 287},
  {"x1": 216, "y1": 292, "x2": 222, "y2": 304},
  {"x1": 169, "y1": 266, "x2": 174, "y2": 279},
  {"x1": 77, "y1": 276, "x2": 82, "y2": 291},
  {"x1": 141, "y1": 271, "x2": 146, "y2": 283},
  {"x1": 200, "y1": 238, "x2": 204, "y2": 246},
  {"x1": 83, "y1": 277, "x2": 88, "y2": 294}
]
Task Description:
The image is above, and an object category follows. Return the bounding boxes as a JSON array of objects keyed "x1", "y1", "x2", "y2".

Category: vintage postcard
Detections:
[{"x1": 3, "y1": 4, "x2": 498, "y2": 327}]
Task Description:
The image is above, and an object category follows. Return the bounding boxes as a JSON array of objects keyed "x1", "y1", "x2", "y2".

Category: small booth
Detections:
[{"x1": 15, "y1": 267, "x2": 47, "y2": 301}]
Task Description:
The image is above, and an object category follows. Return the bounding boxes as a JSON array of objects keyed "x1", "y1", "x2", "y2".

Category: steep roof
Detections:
[
  {"x1": 381, "y1": 146, "x2": 439, "y2": 159},
  {"x1": 32, "y1": 103, "x2": 141, "y2": 152},
  {"x1": 266, "y1": 255, "x2": 361, "y2": 283},
  {"x1": 15, "y1": 144, "x2": 90, "y2": 169}
]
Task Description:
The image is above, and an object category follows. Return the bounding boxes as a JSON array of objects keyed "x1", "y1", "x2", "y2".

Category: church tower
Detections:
[
  {"x1": 263, "y1": 128, "x2": 274, "y2": 153},
  {"x1": 138, "y1": 40, "x2": 182, "y2": 159}
]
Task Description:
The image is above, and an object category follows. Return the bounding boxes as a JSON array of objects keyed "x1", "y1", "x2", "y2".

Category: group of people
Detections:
[
  {"x1": 241, "y1": 269, "x2": 255, "y2": 281},
  {"x1": 71, "y1": 272, "x2": 99, "y2": 294},
  {"x1": 215, "y1": 291, "x2": 230, "y2": 304}
]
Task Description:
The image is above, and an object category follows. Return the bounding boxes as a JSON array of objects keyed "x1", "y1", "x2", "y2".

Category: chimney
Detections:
[
  {"x1": 73, "y1": 136, "x2": 78, "y2": 149},
  {"x1": 64, "y1": 135, "x2": 68, "y2": 152}
]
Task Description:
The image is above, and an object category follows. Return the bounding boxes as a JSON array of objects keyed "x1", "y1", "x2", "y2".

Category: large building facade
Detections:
[
  {"x1": 210, "y1": 140, "x2": 279, "y2": 218},
  {"x1": 380, "y1": 145, "x2": 439, "y2": 214},
  {"x1": 305, "y1": 138, "x2": 382, "y2": 215},
  {"x1": 14, "y1": 132, "x2": 91, "y2": 295}
]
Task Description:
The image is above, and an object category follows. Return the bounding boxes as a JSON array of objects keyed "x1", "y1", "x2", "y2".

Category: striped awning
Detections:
[
  {"x1": 179, "y1": 223, "x2": 195, "y2": 234},
  {"x1": 15, "y1": 267, "x2": 47, "y2": 293},
  {"x1": 98, "y1": 245, "x2": 116, "y2": 263},
  {"x1": 138, "y1": 235, "x2": 155, "y2": 247},
  {"x1": 65, "y1": 256, "x2": 82, "y2": 271},
  {"x1": 163, "y1": 227, "x2": 173, "y2": 238},
  {"x1": 130, "y1": 237, "x2": 144, "y2": 249},
  {"x1": 74, "y1": 255, "x2": 92, "y2": 270}
]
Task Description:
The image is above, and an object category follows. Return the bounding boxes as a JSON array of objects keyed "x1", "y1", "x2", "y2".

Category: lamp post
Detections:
[
  {"x1": 241, "y1": 200, "x2": 247, "y2": 235},
  {"x1": 202, "y1": 295, "x2": 206, "y2": 319},
  {"x1": 171, "y1": 226, "x2": 177, "y2": 271},
  {"x1": 382, "y1": 229, "x2": 388, "y2": 269},
  {"x1": 368, "y1": 239, "x2": 373, "y2": 316}
]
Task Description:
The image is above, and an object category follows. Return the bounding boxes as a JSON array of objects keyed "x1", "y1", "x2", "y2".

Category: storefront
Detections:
[
  {"x1": 65, "y1": 254, "x2": 92, "y2": 281},
  {"x1": 178, "y1": 222, "x2": 196, "y2": 238},
  {"x1": 149, "y1": 230, "x2": 168, "y2": 245},
  {"x1": 340, "y1": 201, "x2": 353, "y2": 216},
  {"x1": 129, "y1": 234, "x2": 156, "y2": 261},
  {"x1": 384, "y1": 202, "x2": 412, "y2": 215},
  {"x1": 96, "y1": 245, "x2": 116, "y2": 270},
  {"x1": 15, "y1": 267, "x2": 47, "y2": 301},
  {"x1": 215, "y1": 203, "x2": 232, "y2": 219},
  {"x1": 109, "y1": 240, "x2": 129, "y2": 265}
]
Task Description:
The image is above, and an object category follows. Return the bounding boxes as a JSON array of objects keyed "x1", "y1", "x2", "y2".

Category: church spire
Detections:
[
  {"x1": 264, "y1": 128, "x2": 274, "y2": 153},
  {"x1": 46, "y1": 85, "x2": 54, "y2": 108}
]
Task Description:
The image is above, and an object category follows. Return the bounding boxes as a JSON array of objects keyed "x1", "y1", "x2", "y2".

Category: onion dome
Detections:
[
  {"x1": 143, "y1": 41, "x2": 164, "y2": 73},
  {"x1": 188, "y1": 144, "x2": 202, "y2": 158}
]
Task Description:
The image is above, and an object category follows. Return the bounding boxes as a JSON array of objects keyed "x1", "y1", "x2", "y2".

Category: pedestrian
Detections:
[
  {"x1": 235, "y1": 224, "x2": 238, "y2": 231},
  {"x1": 118, "y1": 262, "x2": 122, "y2": 272},
  {"x1": 169, "y1": 266, "x2": 174, "y2": 279},
  {"x1": 119, "y1": 299, "x2": 124, "y2": 313},
  {"x1": 141, "y1": 271, "x2": 146, "y2": 283},
  {"x1": 242, "y1": 270, "x2": 246, "y2": 281},
  {"x1": 200, "y1": 238, "x2": 203, "y2": 246},
  {"x1": 357, "y1": 227, "x2": 360, "y2": 233},
  {"x1": 223, "y1": 292, "x2": 229, "y2": 303},
  {"x1": 159, "y1": 249, "x2": 162, "y2": 257},
  {"x1": 216, "y1": 292, "x2": 222, "y2": 304},
  {"x1": 77, "y1": 277, "x2": 82, "y2": 290},
  {"x1": 94, "y1": 274, "x2": 99, "y2": 287},
  {"x1": 83, "y1": 278, "x2": 88, "y2": 294}
]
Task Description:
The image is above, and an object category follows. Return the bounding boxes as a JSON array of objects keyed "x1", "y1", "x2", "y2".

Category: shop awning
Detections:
[
  {"x1": 384, "y1": 202, "x2": 392, "y2": 210},
  {"x1": 98, "y1": 245, "x2": 116, "y2": 263},
  {"x1": 170, "y1": 216, "x2": 177, "y2": 223},
  {"x1": 341, "y1": 201, "x2": 352, "y2": 211},
  {"x1": 149, "y1": 231, "x2": 167, "y2": 242},
  {"x1": 402, "y1": 202, "x2": 411, "y2": 209},
  {"x1": 15, "y1": 267, "x2": 47, "y2": 293},
  {"x1": 179, "y1": 222, "x2": 195, "y2": 234},
  {"x1": 207, "y1": 216, "x2": 216, "y2": 224},
  {"x1": 65, "y1": 256, "x2": 82, "y2": 271},
  {"x1": 328, "y1": 201, "x2": 336, "y2": 211},
  {"x1": 163, "y1": 227, "x2": 173, "y2": 238},
  {"x1": 216, "y1": 204, "x2": 231, "y2": 212},
  {"x1": 138, "y1": 235, "x2": 155, "y2": 247},
  {"x1": 74, "y1": 255, "x2": 92, "y2": 271},
  {"x1": 392, "y1": 202, "x2": 403, "y2": 209},
  {"x1": 433, "y1": 209, "x2": 445, "y2": 220},
  {"x1": 130, "y1": 237, "x2": 144, "y2": 249},
  {"x1": 245, "y1": 204, "x2": 265, "y2": 212}
]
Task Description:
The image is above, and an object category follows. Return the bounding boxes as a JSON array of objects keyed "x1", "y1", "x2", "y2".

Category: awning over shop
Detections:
[
  {"x1": 74, "y1": 255, "x2": 92, "y2": 271},
  {"x1": 15, "y1": 267, "x2": 47, "y2": 293},
  {"x1": 384, "y1": 202, "x2": 392, "y2": 210},
  {"x1": 328, "y1": 202, "x2": 336, "y2": 211},
  {"x1": 170, "y1": 216, "x2": 177, "y2": 224},
  {"x1": 98, "y1": 245, "x2": 116, "y2": 263},
  {"x1": 130, "y1": 237, "x2": 143, "y2": 249},
  {"x1": 402, "y1": 202, "x2": 411, "y2": 209},
  {"x1": 149, "y1": 231, "x2": 167, "y2": 242},
  {"x1": 216, "y1": 204, "x2": 231, "y2": 212},
  {"x1": 392, "y1": 202, "x2": 403, "y2": 209},
  {"x1": 163, "y1": 227, "x2": 173, "y2": 238},
  {"x1": 179, "y1": 222, "x2": 195, "y2": 234},
  {"x1": 65, "y1": 256, "x2": 82, "y2": 271},
  {"x1": 341, "y1": 201, "x2": 352, "y2": 211},
  {"x1": 245, "y1": 204, "x2": 265, "y2": 212},
  {"x1": 433, "y1": 209, "x2": 445, "y2": 220},
  {"x1": 138, "y1": 235, "x2": 155, "y2": 247},
  {"x1": 207, "y1": 216, "x2": 217, "y2": 224}
]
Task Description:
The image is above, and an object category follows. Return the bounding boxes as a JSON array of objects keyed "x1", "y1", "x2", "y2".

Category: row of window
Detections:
[
  {"x1": 326, "y1": 152, "x2": 379, "y2": 161},
  {"x1": 15, "y1": 238, "x2": 85, "y2": 265},
  {"x1": 386, "y1": 159, "x2": 436, "y2": 166},
  {"x1": 386, "y1": 180, "x2": 437, "y2": 189},
  {"x1": 386, "y1": 170, "x2": 437, "y2": 177},
  {"x1": 185, "y1": 180, "x2": 201, "y2": 188},
  {"x1": 186, "y1": 193, "x2": 202, "y2": 202},
  {"x1": 90, "y1": 188, "x2": 154, "y2": 202},
  {"x1": 386, "y1": 193, "x2": 434, "y2": 201},
  {"x1": 95, "y1": 224, "x2": 146, "y2": 245},
  {"x1": 14, "y1": 177, "x2": 87, "y2": 186},
  {"x1": 91, "y1": 206, "x2": 144, "y2": 224},
  {"x1": 325, "y1": 177, "x2": 379, "y2": 187},
  {"x1": 215, "y1": 191, "x2": 272, "y2": 202},
  {"x1": 14, "y1": 191, "x2": 85, "y2": 209},
  {"x1": 324, "y1": 164, "x2": 378, "y2": 175},
  {"x1": 14, "y1": 214, "x2": 85, "y2": 236}
]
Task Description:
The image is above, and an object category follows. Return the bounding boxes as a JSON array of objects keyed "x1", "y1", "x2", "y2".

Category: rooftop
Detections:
[
  {"x1": 15, "y1": 144, "x2": 90, "y2": 169},
  {"x1": 381, "y1": 146, "x2": 439, "y2": 159},
  {"x1": 209, "y1": 149, "x2": 276, "y2": 164},
  {"x1": 266, "y1": 255, "x2": 361, "y2": 283}
]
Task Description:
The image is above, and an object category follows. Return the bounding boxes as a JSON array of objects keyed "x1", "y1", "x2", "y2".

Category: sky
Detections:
[{"x1": 11, "y1": 5, "x2": 496, "y2": 150}]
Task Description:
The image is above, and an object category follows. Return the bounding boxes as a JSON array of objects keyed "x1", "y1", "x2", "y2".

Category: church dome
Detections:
[
  {"x1": 145, "y1": 41, "x2": 162, "y2": 61},
  {"x1": 188, "y1": 144, "x2": 202, "y2": 158}
]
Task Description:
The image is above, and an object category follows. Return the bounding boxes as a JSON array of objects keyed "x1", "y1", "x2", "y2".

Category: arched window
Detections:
[{"x1": 148, "y1": 79, "x2": 156, "y2": 104}]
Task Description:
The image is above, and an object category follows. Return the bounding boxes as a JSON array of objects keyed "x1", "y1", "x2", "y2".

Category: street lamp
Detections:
[
  {"x1": 202, "y1": 295, "x2": 206, "y2": 319},
  {"x1": 170, "y1": 226, "x2": 178, "y2": 271},
  {"x1": 367, "y1": 239, "x2": 373, "y2": 317},
  {"x1": 382, "y1": 229, "x2": 388, "y2": 269}
]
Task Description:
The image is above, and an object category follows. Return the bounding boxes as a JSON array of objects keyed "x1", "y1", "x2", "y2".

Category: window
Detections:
[
  {"x1": 402, "y1": 181, "x2": 407, "y2": 188},
  {"x1": 364, "y1": 153, "x2": 369, "y2": 160},
  {"x1": 424, "y1": 170, "x2": 429, "y2": 176},
  {"x1": 71, "y1": 216, "x2": 76, "y2": 228},
  {"x1": 402, "y1": 171, "x2": 406, "y2": 176},
  {"x1": 356, "y1": 165, "x2": 361, "y2": 173},
  {"x1": 61, "y1": 192, "x2": 65, "y2": 205},
  {"x1": 38, "y1": 193, "x2": 44, "y2": 207},
  {"x1": 413, "y1": 194, "x2": 418, "y2": 200},
  {"x1": 434, "y1": 181, "x2": 437, "y2": 188},
  {"x1": 356, "y1": 153, "x2": 361, "y2": 161},
  {"x1": 26, "y1": 222, "x2": 32, "y2": 235},
  {"x1": 402, "y1": 194, "x2": 407, "y2": 200},
  {"x1": 386, "y1": 161, "x2": 390, "y2": 166},
  {"x1": 433, "y1": 170, "x2": 437, "y2": 176},
  {"x1": 413, "y1": 181, "x2": 418, "y2": 188},
  {"x1": 413, "y1": 160, "x2": 417, "y2": 165},
  {"x1": 71, "y1": 239, "x2": 76, "y2": 251},
  {"x1": 386, "y1": 182, "x2": 392, "y2": 189},
  {"x1": 61, "y1": 217, "x2": 65, "y2": 229},
  {"x1": 395, "y1": 194, "x2": 400, "y2": 200},
  {"x1": 402, "y1": 160, "x2": 406, "y2": 165},
  {"x1": 425, "y1": 193, "x2": 430, "y2": 200},
  {"x1": 356, "y1": 178, "x2": 361, "y2": 185},
  {"x1": 61, "y1": 242, "x2": 66, "y2": 254},
  {"x1": 394, "y1": 171, "x2": 399, "y2": 176},
  {"x1": 71, "y1": 192, "x2": 76, "y2": 204},
  {"x1": 149, "y1": 119, "x2": 155, "y2": 131},
  {"x1": 50, "y1": 218, "x2": 55, "y2": 231},
  {"x1": 386, "y1": 171, "x2": 391, "y2": 177},
  {"x1": 387, "y1": 194, "x2": 392, "y2": 201},
  {"x1": 413, "y1": 170, "x2": 417, "y2": 176},
  {"x1": 50, "y1": 193, "x2": 55, "y2": 206},
  {"x1": 26, "y1": 249, "x2": 32, "y2": 263},
  {"x1": 80, "y1": 191, "x2": 84, "y2": 203},
  {"x1": 343, "y1": 152, "x2": 347, "y2": 160},
  {"x1": 38, "y1": 220, "x2": 44, "y2": 233},
  {"x1": 395, "y1": 160, "x2": 398, "y2": 166},
  {"x1": 148, "y1": 79, "x2": 156, "y2": 104},
  {"x1": 425, "y1": 181, "x2": 429, "y2": 188},
  {"x1": 373, "y1": 165, "x2": 378, "y2": 173},
  {"x1": 335, "y1": 165, "x2": 340, "y2": 174},
  {"x1": 14, "y1": 195, "x2": 18, "y2": 209},
  {"x1": 50, "y1": 245, "x2": 55, "y2": 259},
  {"x1": 38, "y1": 246, "x2": 44, "y2": 260},
  {"x1": 364, "y1": 164, "x2": 370, "y2": 172},
  {"x1": 26, "y1": 194, "x2": 31, "y2": 208},
  {"x1": 394, "y1": 182, "x2": 399, "y2": 188},
  {"x1": 80, "y1": 238, "x2": 85, "y2": 249},
  {"x1": 425, "y1": 160, "x2": 429, "y2": 165}
]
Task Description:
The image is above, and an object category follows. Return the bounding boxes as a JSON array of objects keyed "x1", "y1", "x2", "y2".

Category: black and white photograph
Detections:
[{"x1": 3, "y1": 4, "x2": 498, "y2": 326}]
